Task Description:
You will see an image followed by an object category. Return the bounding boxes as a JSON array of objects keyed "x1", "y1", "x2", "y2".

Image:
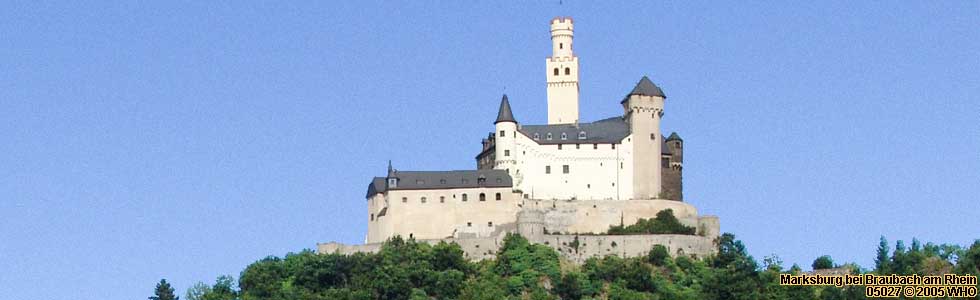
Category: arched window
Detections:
[
  {"x1": 565, "y1": 67, "x2": 570, "y2": 75},
  {"x1": 560, "y1": 132, "x2": 567, "y2": 140},
  {"x1": 578, "y1": 131, "x2": 586, "y2": 139},
  {"x1": 462, "y1": 194, "x2": 468, "y2": 201},
  {"x1": 559, "y1": 43, "x2": 563, "y2": 49},
  {"x1": 479, "y1": 193, "x2": 486, "y2": 201},
  {"x1": 495, "y1": 193, "x2": 502, "y2": 200},
  {"x1": 533, "y1": 133, "x2": 540, "y2": 140},
  {"x1": 553, "y1": 68, "x2": 559, "y2": 76},
  {"x1": 546, "y1": 133, "x2": 553, "y2": 140}
]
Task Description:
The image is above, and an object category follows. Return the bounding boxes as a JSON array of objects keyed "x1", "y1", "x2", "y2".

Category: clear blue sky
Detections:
[{"x1": 1, "y1": 1, "x2": 977, "y2": 299}]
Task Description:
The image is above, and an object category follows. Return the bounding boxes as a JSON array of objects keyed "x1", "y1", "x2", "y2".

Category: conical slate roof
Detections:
[
  {"x1": 495, "y1": 94, "x2": 517, "y2": 124},
  {"x1": 628, "y1": 76, "x2": 666, "y2": 98},
  {"x1": 666, "y1": 132, "x2": 682, "y2": 141}
]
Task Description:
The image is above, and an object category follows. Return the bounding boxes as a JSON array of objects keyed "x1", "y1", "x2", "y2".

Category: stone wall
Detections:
[
  {"x1": 660, "y1": 165, "x2": 682, "y2": 201},
  {"x1": 318, "y1": 233, "x2": 716, "y2": 265}
]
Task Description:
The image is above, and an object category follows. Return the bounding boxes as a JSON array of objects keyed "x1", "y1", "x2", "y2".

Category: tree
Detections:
[
  {"x1": 875, "y1": 236, "x2": 890, "y2": 273},
  {"x1": 185, "y1": 282, "x2": 210, "y2": 300},
  {"x1": 812, "y1": 255, "x2": 834, "y2": 270},
  {"x1": 150, "y1": 279, "x2": 179, "y2": 300}
]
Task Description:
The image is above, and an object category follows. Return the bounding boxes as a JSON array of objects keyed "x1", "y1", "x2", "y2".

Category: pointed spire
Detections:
[
  {"x1": 666, "y1": 132, "x2": 682, "y2": 142},
  {"x1": 495, "y1": 94, "x2": 517, "y2": 124},
  {"x1": 387, "y1": 160, "x2": 394, "y2": 176},
  {"x1": 628, "y1": 76, "x2": 666, "y2": 98}
]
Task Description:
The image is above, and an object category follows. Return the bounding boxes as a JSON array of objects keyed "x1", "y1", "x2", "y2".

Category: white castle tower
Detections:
[
  {"x1": 494, "y1": 94, "x2": 517, "y2": 176},
  {"x1": 624, "y1": 76, "x2": 667, "y2": 199},
  {"x1": 546, "y1": 17, "x2": 580, "y2": 125}
]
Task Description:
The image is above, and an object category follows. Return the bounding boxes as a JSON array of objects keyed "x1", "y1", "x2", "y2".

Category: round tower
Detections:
[
  {"x1": 623, "y1": 76, "x2": 667, "y2": 199},
  {"x1": 546, "y1": 17, "x2": 580, "y2": 125},
  {"x1": 494, "y1": 94, "x2": 518, "y2": 176}
]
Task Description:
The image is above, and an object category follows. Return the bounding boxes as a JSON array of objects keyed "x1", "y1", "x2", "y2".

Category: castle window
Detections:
[
  {"x1": 440, "y1": 196, "x2": 445, "y2": 203},
  {"x1": 558, "y1": 144, "x2": 562, "y2": 150},
  {"x1": 495, "y1": 193, "x2": 501, "y2": 200},
  {"x1": 593, "y1": 144, "x2": 598, "y2": 149},
  {"x1": 563, "y1": 165, "x2": 570, "y2": 174},
  {"x1": 402, "y1": 197, "x2": 407, "y2": 203},
  {"x1": 560, "y1": 132, "x2": 567, "y2": 140},
  {"x1": 370, "y1": 213, "x2": 374, "y2": 221},
  {"x1": 545, "y1": 166, "x2": 551, "y2": 174},
  {"x1": 620, "y1": 162, "x2": 623, "y2": 169},
  {"x1": 467, "y1": 222, "x2": 472, "y2": 227},
  {"x1": 388, "y1": 178, "x2": 397, "y2": 188},
  {"x1": 650, "y1": 133, "x2": 656, "y2": 140},
  {"x1": 462, "y1": 194, "x2": 468, "y2": 201},
  {"x1": 440, "y1": 179, "x2": 446, "y2": 184},
  {"x1": 612, "y1": 144, "x2": 616, "y2": 149},
  {"x1": 578, "y1": 131, "x2": 586, "y2": 139},
  {"x1": 477, "y1": 177, "x2": 486, "y2": 185},
  {"x1": 559, "y1": 43, "x2": 563, "y2": 49},
  {"x1": 553, "y1": 68, "x2": 559, "y2": 76},
  {"x1": 421, "y1": 197, "x2": 427, "y2": 203},
  {"x1": 488, "y1": 222, "x2": 493, "y2": 227},
  {"x1": 479, "y1": 193, "x2": 486, "y2": 201},
  {"x1": 587, "y1": 184, "x2": 590, "y2": 189},
  {"x1": 575, "y1": 144, "x2": 580, "y2": 149},
  {"x1": 533, "y1": 133, "x2": 540, "y2": 140},
  {"x1": 504, "y1": 150, "x2": 510, "y2": 156},
  {"x1": 499, "y1": 130, "x2": 505, "y2": 137},
  {"x1": 564, "y1": 67, "x2": 570, "y2": 75},
  {"x1": 546, "y1": 133, "x2": 553, "y2": 140}
]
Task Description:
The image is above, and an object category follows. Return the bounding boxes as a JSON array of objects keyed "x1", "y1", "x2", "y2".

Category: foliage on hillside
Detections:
[
  {"x1": 607, "y1": 209, "x2": 696, "y2": 235},
  {"x1": 174, "y1": 234, "x2": 980, "y2": 300}
]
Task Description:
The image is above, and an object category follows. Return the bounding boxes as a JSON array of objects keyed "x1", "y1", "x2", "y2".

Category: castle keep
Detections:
[{"x1": 319, "y1": 17, "x2": 719, "y2": 262}]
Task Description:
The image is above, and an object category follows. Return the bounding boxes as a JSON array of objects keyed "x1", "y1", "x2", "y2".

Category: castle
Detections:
[{"x1": 319, "y1": 17, "x2": 720, "y2": 263}]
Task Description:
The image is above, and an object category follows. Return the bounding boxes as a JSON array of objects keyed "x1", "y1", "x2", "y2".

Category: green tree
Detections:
[
  {"x1": 812, "y1": 255, "x2": 834, "y2": 270},
  {"x1": 185, "y1": 282, "x2": 210, "y2": 300},
  {"x1": 647, "y1": 245, "x2": 669, "y2": 266},
  {"x1": 150, "y1": 279, "x2": 179, "y2": 300},
  {"x1": 875, "y1": 236, "x2": 890, "y2": 273}
]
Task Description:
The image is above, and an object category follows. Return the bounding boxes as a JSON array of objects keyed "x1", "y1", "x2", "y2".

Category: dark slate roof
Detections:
[
  {"x1": 366, "y1": 177, "x2": 386, "y2": 198},
  {"x1": 666, "y1": 132, "x2": 682, "y2": 141},
  {"x1": 517, "y1": 116, "x2": 673, "y2": 154},
  {"x1": 519, "y1": 116, "x2": 628, "y2": 145},
  {"x1": 623, "y1": 76, "x2": 666, "y2": 101},
  {"x1": 495, "y1": 94, "x2": 516, "y2": 124},
  {"x1": 365, "y1": 170, "x2": 512, "y2": 197}
]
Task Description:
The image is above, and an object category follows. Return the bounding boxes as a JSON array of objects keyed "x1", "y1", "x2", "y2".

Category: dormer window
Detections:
[
  {"x1": 546, "y1": 133, "x2": 553, "y2": 140},
  {"x1": 440, "y1": 179, "x2": 446, "y2": 184},
  {"x1": 533, "y1": 133, "x2": 540, "y2": 140},
  {"x1": 560, "y1": 132, "x2": 567, "y2": 140},
  {"x1": 578, "y1": 131, "x2": 586, "y2": 139},
  {"x1": 388, "y1": 178, "x2": 398, "y2": 188}
]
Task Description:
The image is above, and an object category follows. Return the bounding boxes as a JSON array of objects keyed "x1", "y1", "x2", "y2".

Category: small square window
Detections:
[
  {"x1": 547, "y1": 133, "x2": 553, "y2": 140},
  {"x1": 593, "y1": 144, "x2": 598, "y2": 149},
  {"x1": 499, "y1": 130, "x2": 505, "y2": 137},
  {"x1": 421, "y1": 197, "x2": 427, "y2": 203},
  {"x1": 563, "y1": 165, "x2": 570, "y2": 174},
  {"x1": 440, "y1": 196, "x2": 445, "y2": 203},
  {"x1": 612, "y1": 144, "x2": 616, "y2": 149},
  {"x1": 558, "y1": 144, "x2": 563, "y2": 150},
  {"x1": 561, "y1": 133, "x2": 567, "y2": 140},
  {"x1": 495, "y1": 193, "x2": 501, "y2": 200},
  {"x1": 402, "y1": 197, "x2": 407, "y2": 203},
  {"x1": 488, "y1": 222, "x2": 493, "y2": 227},
  {"x1": 467, "y1": 222, "x2": 472, "y2": 227},
  {"x1": 576, "y1": 144, "x2": 580, "y2": 149},
  {"x1": 462, "y1": 194, "x2": 468, "y2": 201},
  {"x1": 504, "y1": 150, "x2": 510, "y2": 156},
  {"x1": 534, "y1": 133, "x2": 540, "y2": 140},
  {"x1": 545, "y1": 166, "x2": 551, "y2": 174},
  {"x1": 650, "y1": 133, "x2": 656, "y2": 140}
]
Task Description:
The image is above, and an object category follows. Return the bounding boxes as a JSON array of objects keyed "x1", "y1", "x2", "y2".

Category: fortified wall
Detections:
[{"x1": 319, "y1": 199, "x2": 720, "y2": 263}]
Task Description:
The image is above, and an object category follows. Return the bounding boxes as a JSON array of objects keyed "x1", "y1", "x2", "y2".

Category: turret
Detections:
[
  {"x1": 494, "y1": 94, "x2": 518, "y2": 176},
  {"x1": 666, "y1": 132, "x2": 683, "y2": 167},
  {"x1": 623, "y1": 76, "x2": 667, "y2": 199},
  {"x1": 546, "y1": 17, "x2": 580, "y2": 125}
]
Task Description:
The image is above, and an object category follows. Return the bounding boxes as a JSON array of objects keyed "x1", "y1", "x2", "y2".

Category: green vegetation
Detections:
[
  {"x1": 607, "y1": 209, "x2": 696, "y2": 235},
  {"x1": 811, "y1": 255, "x2": 834, "y2": 270},
  {"x1": 165, "y1": 234, "x2": 980, "y2": 300}
]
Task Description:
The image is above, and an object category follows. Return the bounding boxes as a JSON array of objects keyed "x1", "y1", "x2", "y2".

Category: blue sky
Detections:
[{"x1": 1, "y1": 1, "x2": 978, "y2": 299}]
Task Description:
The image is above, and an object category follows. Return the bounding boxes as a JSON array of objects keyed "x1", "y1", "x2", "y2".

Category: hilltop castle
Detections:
[{"x1": 319, "y1": 17, "x2": 720, "y2": 262}]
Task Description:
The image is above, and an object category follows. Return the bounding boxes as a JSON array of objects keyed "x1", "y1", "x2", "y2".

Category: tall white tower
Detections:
[
  {"x1": 624, "y1": 76, "x2": 667, "y2": 199},
  {"x1": 546, "y1": 17, "x2": 580, "y2": 125}
]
